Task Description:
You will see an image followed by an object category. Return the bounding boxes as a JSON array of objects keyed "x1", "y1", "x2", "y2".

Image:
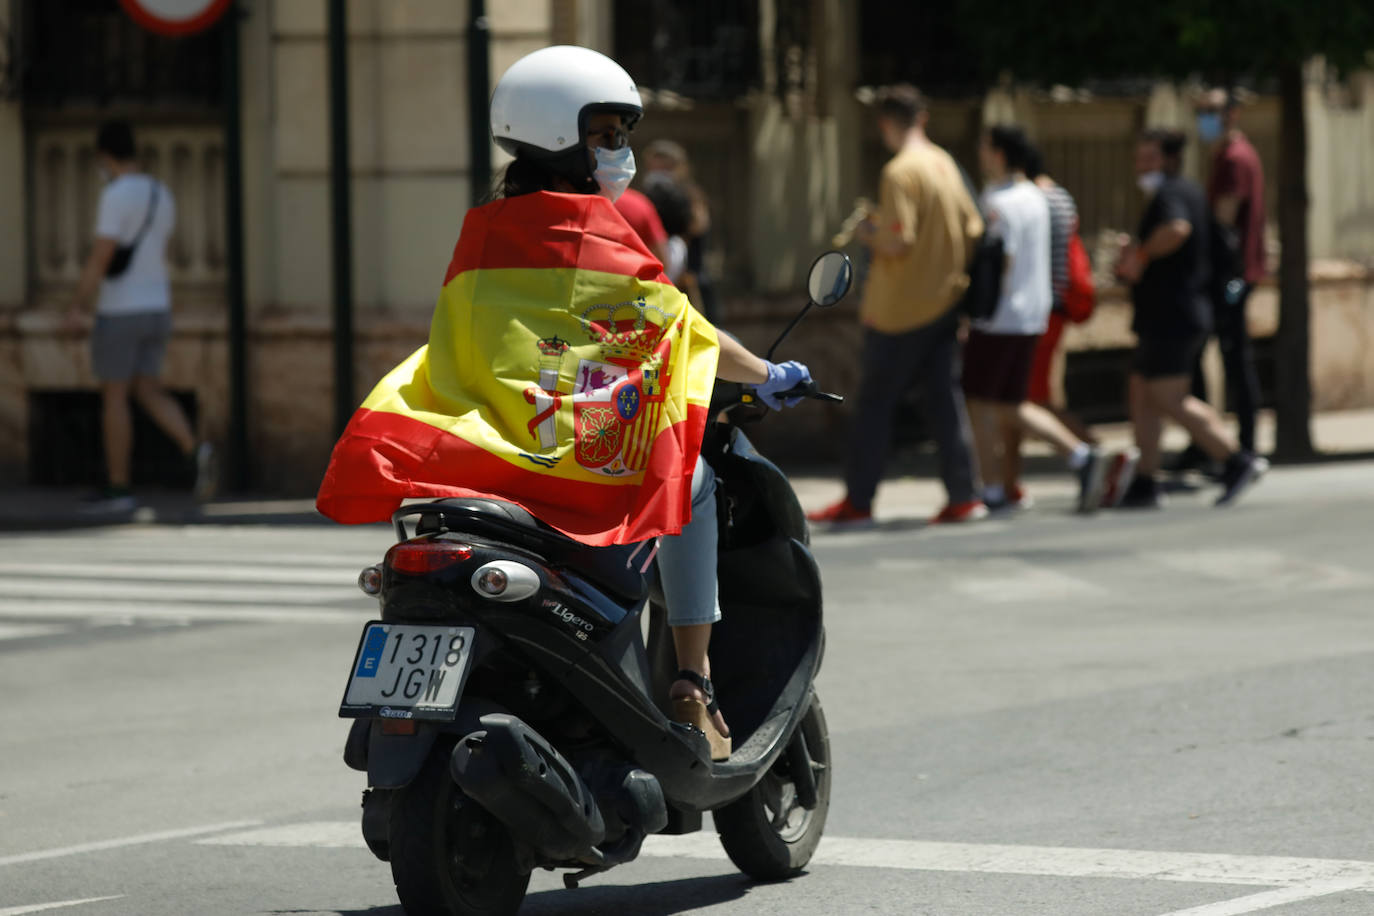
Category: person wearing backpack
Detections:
[
  {"x1": 964, "y1": 126, "x2": 1109, "y2": 515},
  {"x1": 60, "y1": 120, "x2": 216, "y2": 511},
  {"x1": 1008, "y1": 149, "x2": 1140, "y2": 510}
]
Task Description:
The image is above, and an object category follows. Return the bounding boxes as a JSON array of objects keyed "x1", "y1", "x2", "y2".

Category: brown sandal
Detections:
[{"x1": 670, "y1": 669, "x2": 731, "y2": 761}]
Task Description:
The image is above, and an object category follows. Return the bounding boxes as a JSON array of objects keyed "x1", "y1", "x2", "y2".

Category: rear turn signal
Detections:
[
  {"x1": 357, "y1": 565, "x2": 382, "y2": 595},
  {"x1": 385, "y1": 540, "x2": 474, "y2": 575}
]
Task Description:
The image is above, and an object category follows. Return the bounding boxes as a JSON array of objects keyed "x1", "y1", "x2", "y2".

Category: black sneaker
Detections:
[
  {"x1": 1165, "y1": 443, "x2": 1209, "y2": 474},
  {"x1": 1075, "y1": 447, "x2": 1108, "y2": 514},
  {"x1": 79, "y1": 486, "x2": 137, "y2": 514},
  {"x1": 1118, "y1": 474, "x2": 1163, "y2": 509},
  {"x1": 1216, "y1": 452, "x2": 1269, "y2": 506}
]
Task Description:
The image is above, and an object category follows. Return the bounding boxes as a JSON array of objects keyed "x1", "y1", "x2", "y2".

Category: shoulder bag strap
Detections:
[{"x1": 129, "y1": 178, "x2": 159, "y2": 247}]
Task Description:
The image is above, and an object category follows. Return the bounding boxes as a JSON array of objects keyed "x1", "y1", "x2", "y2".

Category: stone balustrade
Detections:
[{"x1": 29, "y1": 123, "x2": 225, "y2": 290}]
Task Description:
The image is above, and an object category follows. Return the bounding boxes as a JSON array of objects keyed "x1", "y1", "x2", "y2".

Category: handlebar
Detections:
[
  {"x1": 775, "y1": 379, "x2": 844, "y2": 404},
  {"x1": 712, "y1": 379, "x2": 844, "y2": 418}
]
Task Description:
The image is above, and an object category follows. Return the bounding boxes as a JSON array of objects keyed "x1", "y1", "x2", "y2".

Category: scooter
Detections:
[{"x1": 338, "y1": 251, "x2": 854, "y2": 915}]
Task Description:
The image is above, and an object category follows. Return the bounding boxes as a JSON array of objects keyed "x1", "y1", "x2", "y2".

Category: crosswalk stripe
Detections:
[
  {"x1": 1147, "y1": 549, "x2": 1372, "y2": 591},
  {"x1": 0, "y1": 623, "x2": 71, "y2": 642},
  {"x1": 0, "y1": 578, "x2": 364, "y2": 605},
  {"x1": 0, "y1": 600, "x2": 366, "y2": 625},
  {"x1": 0, "y1": 897, "x2": 126, "y2": 916},
  {"x1": 0, "y1": 562, "x2": 369, "y2": 586},
  {"x1": 0, "y1": 549, "x2": 384, "y2": 568}
]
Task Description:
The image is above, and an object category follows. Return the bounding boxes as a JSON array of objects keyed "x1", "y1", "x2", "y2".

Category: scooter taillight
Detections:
[{"x1": 385, "y1": 541, "x2": 474, "y2": 575}]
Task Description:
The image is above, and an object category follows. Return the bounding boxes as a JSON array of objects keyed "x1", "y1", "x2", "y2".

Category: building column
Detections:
[{"x1": 0, "y1": 1, "x2": 24, "y2": 308}]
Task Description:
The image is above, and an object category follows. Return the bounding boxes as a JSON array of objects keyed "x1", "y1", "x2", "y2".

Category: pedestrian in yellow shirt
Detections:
[{"x1": 809, "y1": 85, "x2": 987, "y2": 527}]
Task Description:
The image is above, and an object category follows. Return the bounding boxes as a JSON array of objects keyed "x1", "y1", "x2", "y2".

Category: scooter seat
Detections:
[{"x1": 423, "y1": 498, "x2": 648, "y2": 605}]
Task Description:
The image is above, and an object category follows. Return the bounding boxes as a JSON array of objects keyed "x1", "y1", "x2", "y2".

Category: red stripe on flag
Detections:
[
  {"x1": 444, "y1": 192, "x2": 669, "y2": 286},
  {"x1": 316, "y1": 407, "x2": 707, "y2": 546}
]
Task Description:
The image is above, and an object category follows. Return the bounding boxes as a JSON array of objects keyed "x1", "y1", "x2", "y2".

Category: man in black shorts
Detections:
[
  {"x1": 963, "y1": 126, "x2": 1107, "y2": 514},
  {"x1": 1114, "y1": 129, "x2": 1266, "y2": 508}
]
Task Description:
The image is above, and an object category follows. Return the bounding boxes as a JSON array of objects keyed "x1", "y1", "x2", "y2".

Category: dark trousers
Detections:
[
  {"x1": 844, "y1": 310, "x2": 979, "y2": 509},
  {"x1": 1191, "y1": 284, "x2": 1260, "y2": 452}
]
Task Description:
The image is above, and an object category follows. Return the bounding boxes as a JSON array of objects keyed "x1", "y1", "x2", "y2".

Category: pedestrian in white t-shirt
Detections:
[
  {"x1": 962, "y1": 125, "x2": 1106, "y2": 514},
  {"x1": 61, "y1": 120, "x2": 215, "y2": 512}
]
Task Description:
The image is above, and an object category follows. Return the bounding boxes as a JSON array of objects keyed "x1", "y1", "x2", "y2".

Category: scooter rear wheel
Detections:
[
  {"x1": 388, "y1": 739, "x2": 531, "y2": 916},
  {"x1": 714, "y1": 691, "x2": 831, "y2": 880}
]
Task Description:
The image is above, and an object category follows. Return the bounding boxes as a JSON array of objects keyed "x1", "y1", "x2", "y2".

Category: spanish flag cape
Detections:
[{"x1": 316, "y1": 191, "x2": 720, "y2": 546}]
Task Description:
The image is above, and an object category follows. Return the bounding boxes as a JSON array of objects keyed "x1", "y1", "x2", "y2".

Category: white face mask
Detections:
[
  {"x1": 1137, "y1": 170, "x2": 1165, "y2": 195},
  {"x1": 593, "y1": 146, "x2": 635, "y2": 202}
]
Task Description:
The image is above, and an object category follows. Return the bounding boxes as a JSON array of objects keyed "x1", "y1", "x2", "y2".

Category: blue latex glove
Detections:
[{"x1": 754, "y1": 360, "x2": 813, "y2": 409}]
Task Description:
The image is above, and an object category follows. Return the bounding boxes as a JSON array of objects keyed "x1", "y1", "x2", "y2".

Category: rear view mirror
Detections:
[{"x1": 806, "y1": 251, "x2": 853, "y2": 308}]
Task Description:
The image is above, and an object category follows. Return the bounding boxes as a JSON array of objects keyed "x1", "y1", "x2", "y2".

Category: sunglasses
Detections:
[{"x1": 586, "y1": 126, "x2": 629, "y2": 150}]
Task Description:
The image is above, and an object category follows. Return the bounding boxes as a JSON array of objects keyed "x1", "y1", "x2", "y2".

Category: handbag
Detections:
[
  {"x1": 953, "y1": 164, "x2": 1003, "y2": 321},
  {"x1": 1061, "y1": 226, "x2": 1096, "y2": 323},
  {"x1": 958, "y1": 233, "x2": 1004, "y2": 321},
  {"x1": 105, "y1": 179, "x2": 159, "y2": 279}
]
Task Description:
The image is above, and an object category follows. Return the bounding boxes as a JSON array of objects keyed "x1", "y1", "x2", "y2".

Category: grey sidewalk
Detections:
[{"x1": 2, "y1": 408, "x2": 1372, "y2": 532}]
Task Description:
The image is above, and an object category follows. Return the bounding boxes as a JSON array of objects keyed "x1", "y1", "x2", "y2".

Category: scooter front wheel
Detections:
[
  {"x1": 714, "y1": 691, "x2": 831, "y2": 880},
  {"x1": 388, "y1": 739, "x2": 531, "y2": 916}
]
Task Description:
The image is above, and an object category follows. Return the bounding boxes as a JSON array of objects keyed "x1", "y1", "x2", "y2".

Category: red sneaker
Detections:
[
  {"x1": 931, "y1": 499, "x2": 989, "y2": 524},
  {"x1": 806, "y1": 497, "x2": 873, "y2": 527}
]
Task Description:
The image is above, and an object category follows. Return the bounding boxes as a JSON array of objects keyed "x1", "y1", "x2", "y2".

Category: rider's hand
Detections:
[{"x1": 754, "y1": 360, "x2": 812, "y2": 409}]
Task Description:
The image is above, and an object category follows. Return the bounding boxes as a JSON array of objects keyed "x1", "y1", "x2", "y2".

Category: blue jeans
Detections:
[{"x1": 654, "y1": 455, "x2": 721, "y2": 627}]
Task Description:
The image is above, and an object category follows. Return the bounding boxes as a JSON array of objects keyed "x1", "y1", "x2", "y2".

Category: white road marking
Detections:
[
  {"x1": 873, "y1": 558, "x2": 939, "y2": 572},
  {"x1": 0, "y1": 562, "x2": 367, "y2": 585},
  {"x1": 197, "y1": 821, "x2": 362, "y2": 848},
  {"x1": 811, "y1": 519, "x2": 1015, "y2": 548},
  {"x1": 1153, "y1": 880, "x2": 1372, "y2": 915},
  {"x1": 0, "y1": 821, "x2": 261, "y2": 868},
  {"x1": 638, "y1": 834, "x2": 1374, "y2": 890},
  {"x1": 0, "y1": 548, "x2": 384, "y2": 569},
  {"x1": 0, "y1": 577, "x2": 362, "y2": 604},
  {"x1": 0, "y1": 897, "x2": 125, "y2": 916},
  {"x1": 948, "y1": 559, "x2": 1106, "y2": 603},
  {"x1": 197, "y1": 822, "x2": 1374, "y2": 905},
  {"x1": 1148, "y1": 548, "x2": 1371, "y2": 591},
  {"x1": 0, "y1": 601, "x2": 365, "y2": 625},
  {"x1": 0, "y1": 623, "x2": 70, "y2": 642}
]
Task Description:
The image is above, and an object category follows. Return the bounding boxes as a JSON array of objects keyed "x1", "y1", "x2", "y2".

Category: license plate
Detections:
[{"x1": 339, "y1": 622, "x2": 474, "y2": 720}]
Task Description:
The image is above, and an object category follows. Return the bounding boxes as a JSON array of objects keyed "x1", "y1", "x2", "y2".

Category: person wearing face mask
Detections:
[
  {"x1": 318, "y1": 46, "x2": 811, "y2": 759},
  {"x1": 59, "y1": 119, "x2": 216, "y2": 512},
  {"x1": 1113, "y1": 129, "x2": 1267, "y2": 508},
  {"x1": 1168, "y1": 88, "x2": 1265, "y2": 471}
]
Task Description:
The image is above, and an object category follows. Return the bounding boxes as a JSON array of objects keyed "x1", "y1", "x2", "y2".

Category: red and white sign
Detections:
[{"x1": 118, "y1": 0, "x2": 233, "y2": 37}]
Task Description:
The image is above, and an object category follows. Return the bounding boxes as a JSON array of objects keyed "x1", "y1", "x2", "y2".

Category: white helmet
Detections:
[{"x1": 490, "y1": 45, "x2": 643, "y2": 160}]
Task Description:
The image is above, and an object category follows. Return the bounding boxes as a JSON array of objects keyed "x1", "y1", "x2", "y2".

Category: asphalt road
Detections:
[{"x1": 3, "y1": 460, "x2": 1373, "y2": 916}]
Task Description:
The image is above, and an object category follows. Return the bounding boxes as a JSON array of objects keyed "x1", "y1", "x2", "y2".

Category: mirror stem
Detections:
[{"x1": 765, "y1": 302, "x2": 814, "y2": 362}]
